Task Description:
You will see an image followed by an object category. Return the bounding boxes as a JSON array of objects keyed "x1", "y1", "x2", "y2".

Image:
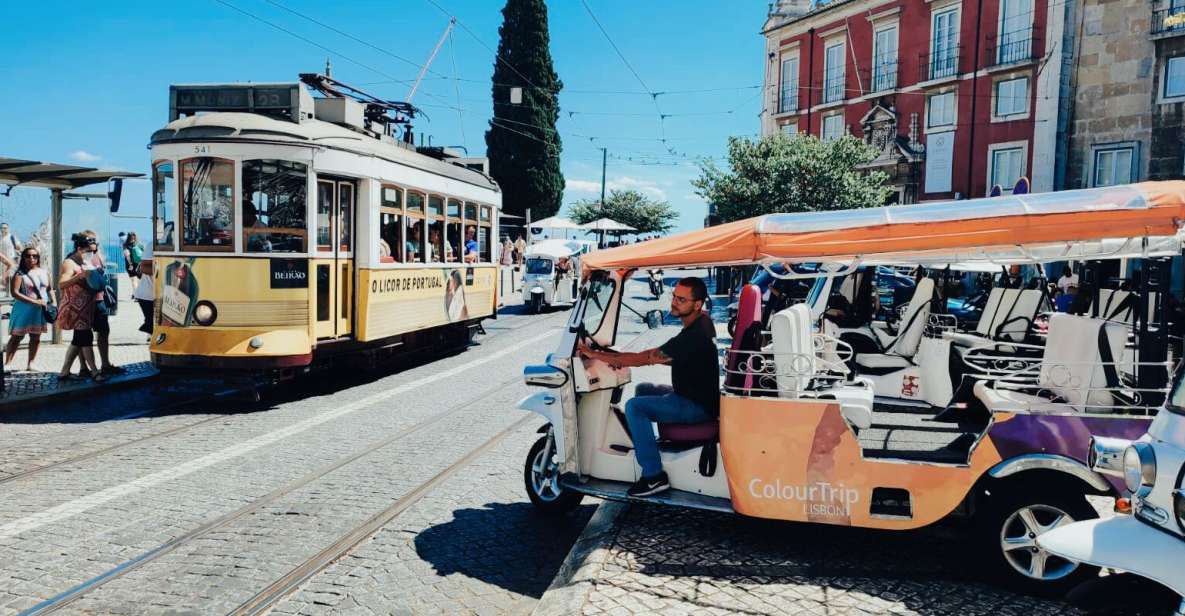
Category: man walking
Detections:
[{"x1": 577, "y1": 277, "x2": 719, "y2": 497}]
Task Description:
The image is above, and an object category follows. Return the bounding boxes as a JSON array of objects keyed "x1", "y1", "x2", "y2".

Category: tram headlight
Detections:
[
  {"x1": 1122, "y1": 442, "x2": 1156, "y2": 496},
  {"x1": 193, "y1": 301, "x2": 217, "y2": 326}
]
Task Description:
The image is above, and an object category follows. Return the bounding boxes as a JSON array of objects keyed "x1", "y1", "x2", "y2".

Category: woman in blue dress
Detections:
[{"x1": 5, "y1": 246, "x2": 55, "y2": 371}]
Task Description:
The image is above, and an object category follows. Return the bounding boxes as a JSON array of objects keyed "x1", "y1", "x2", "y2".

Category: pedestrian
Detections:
[
  {"x1": 123, "y1": 232, "x2": 144, "y2": 281},
  {"x1": 500, "y1": 236, "x2": 513, "y2": 266},
  {"x1": 79, "y1": 230, "x2": 125, "y2": 376},
  {"x1": 56, "y1": 232, "x2": 105, "y2": 382},
  {"x1": 4, "y1": 246, "x2": 54, "y2": 371},
  {"x1": 514, "y1": 234, "x2": 527, "y2": 266},
  {"x1": 1056, "y1": 265, "x2": 1078, "y2": 295},
  {"x1": 0, "y1": 223, "x2": 20, "y2": 297},
  {"x1": 133, "y1": 260, "x2": 154, "y2": 336}
]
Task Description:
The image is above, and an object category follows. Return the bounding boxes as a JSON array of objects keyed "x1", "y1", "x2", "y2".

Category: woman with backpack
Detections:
[
  {"x1": 123, "y1": 232, "x2": 143, "y2": 282},
  {"x1": 4, "y1": 246, "x2": 54, "y2": 371}
]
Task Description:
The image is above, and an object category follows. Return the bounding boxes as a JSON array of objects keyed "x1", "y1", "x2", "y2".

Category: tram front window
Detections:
[
  {"x1": 242, "y1": 160, "x2": 307, "y2": 253},
  {"x1": 153, "y1": 161, "x2": 175, "y2": 250},
  {"x1": 180, "y1": 157, "x2": 234, "y2": 250}
]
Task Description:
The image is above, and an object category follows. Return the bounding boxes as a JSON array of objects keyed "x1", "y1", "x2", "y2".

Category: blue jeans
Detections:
[{"x1": 623, "y1": 383, "x2": 711, "y2": 478}]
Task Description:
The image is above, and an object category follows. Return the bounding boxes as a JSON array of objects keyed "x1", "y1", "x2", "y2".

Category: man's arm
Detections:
[{"x1": 577, "y1": 342, "x2": 670, "y2": 368}]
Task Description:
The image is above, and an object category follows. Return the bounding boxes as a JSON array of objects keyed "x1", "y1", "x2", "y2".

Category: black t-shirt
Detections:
[{"x1": 659, "y1": 312, "x2": 721, "y2": 418}]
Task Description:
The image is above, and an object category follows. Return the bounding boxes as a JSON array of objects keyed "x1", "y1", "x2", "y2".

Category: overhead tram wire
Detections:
[{"x1": 579, "y1": 0, "x2": 666, "y2": 140}]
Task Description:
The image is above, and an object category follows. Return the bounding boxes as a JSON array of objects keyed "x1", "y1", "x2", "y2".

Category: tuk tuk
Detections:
[
  {"x1": 517, "y1": 181, "x2": 1185, "y2": 596},
  {"x1": 521, "y1": 239, "x2": 589, "y2": 313}
]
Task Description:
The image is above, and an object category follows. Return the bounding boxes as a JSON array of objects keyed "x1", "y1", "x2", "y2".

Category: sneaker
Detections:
[{"x1": 627, "y1": 472, "x2": 670, "y2": 497}]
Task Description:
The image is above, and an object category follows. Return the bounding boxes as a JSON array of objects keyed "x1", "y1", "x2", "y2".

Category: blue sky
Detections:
[{"x1": 0, "y1": 0, "x2": 768, "y2": 251}]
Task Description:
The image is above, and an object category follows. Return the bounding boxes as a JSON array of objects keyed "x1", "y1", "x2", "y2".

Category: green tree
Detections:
[
  {"x1": 567, "y1": 189, "x2": 678, "y2": 235},
  {"x1": 693, "y1": 133, "x2": 892, "y2": 223},
  {"x1": 485, "y1": 0, "x2": 564, "y2": 219}
]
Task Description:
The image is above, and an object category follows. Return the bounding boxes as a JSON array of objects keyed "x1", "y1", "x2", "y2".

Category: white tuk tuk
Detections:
[
  {"x1": 521, "y1": 239, "x2": 590, "y2": 313},
  {"x1": 517, "y1": 181, "x2": 1185, "y2": 596}
]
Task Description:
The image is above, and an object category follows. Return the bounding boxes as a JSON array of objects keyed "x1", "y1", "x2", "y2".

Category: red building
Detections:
[{"x1": 761, "y1": 0, "x2": 1065, "y2": 203}]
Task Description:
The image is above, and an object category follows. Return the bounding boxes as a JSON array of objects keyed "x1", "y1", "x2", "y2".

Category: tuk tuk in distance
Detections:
[
  {"x1": 517, "y1": 181, "x2": 1185, "y2": 596},
  {"x1": 521, "y1": 239, "x2": 591, "y2": 313}
]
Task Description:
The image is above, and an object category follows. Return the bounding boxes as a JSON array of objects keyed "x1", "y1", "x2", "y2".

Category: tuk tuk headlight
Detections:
[
  {"x1": 1174, "y1": 488, "x2": 1185, "y2": 533},
  {"x1": 1122, "y1": 443, "x2": 1156, "y2": 496},
  {"x1": 1089, "y1": 436, "x2": 1131, "y2": 477},
  {"x1": 193, "y1": 301, "x2": 217, "y2": 326}
]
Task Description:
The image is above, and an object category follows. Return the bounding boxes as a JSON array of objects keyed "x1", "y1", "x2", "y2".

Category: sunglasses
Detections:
[{"x1": 24, "y1": 254, "x2": 39, "y2": 259}]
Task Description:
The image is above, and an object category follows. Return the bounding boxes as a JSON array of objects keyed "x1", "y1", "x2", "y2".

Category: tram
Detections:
[{"x1": 148, "y1": 74, "x2": 501, "y2": 376}]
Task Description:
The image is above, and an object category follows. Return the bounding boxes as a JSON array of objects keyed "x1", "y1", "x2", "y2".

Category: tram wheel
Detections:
[
  {"x1": 524, "y1": 435, "x2": 584, "y2": 514},
  {"x1": 974, "y1": 484, "x2": 1100, "y2": 597}
]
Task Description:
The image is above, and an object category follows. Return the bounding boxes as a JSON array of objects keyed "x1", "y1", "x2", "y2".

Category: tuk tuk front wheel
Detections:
[
  {"x1": 975, "y1": 486, "x2": 1100, "y2": 597},
  {"x1": 525, "y1": 434, "x2": 584, "y2": 514}
]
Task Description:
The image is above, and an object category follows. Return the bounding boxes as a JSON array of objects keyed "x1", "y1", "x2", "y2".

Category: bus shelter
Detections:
[{"x1": 0, "y1": 157, "x2": 142, "y2": 389}]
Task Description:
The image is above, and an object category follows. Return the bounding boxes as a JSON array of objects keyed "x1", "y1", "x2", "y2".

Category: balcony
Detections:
[
  {"x1": 822, "y1": 73, "x2": 846, "y2": 104},
  {"x1": 1152, "y1": 6, "x2": 1185, "y2": 36},
  {"x1": 869, "y1": 55, "x2": 899, "y2": 93},
  {"x1": 778, "y1": 84, "x2": 799, "y2": 114},
  {"x1": 918, "y1": 47, "x2": 962, "y2": 83},
  {"x1": 986, "y1": 28, "x2": 1042, "y2": 68}
]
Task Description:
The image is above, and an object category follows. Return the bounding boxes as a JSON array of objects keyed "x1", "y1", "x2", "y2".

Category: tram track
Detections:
[
  {"x1": 19, "y1": 351, "x2": 542, "y2": 615},
  {"x1": 1, "y1": 308, "x2": 563, "y2": 489}
]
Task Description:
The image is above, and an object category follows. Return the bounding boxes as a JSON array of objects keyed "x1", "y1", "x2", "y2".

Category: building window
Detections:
[
  {"x1": 779, "y1": 56, "x2": 799, "y2": 113},
  {"x1": 989, "y1": 144, "x2": 1026, "y2": 193},
  {"x1": 872, "y1": 24, "x2": 899, "y2": 92},
  {"x1": 821, "y1": 113, "x2": 845, "y2": 141},
  {"x1": 179, "y1": 157, "x2": 235, "y2": 251},
  {"x1": 996, "y1": 0, "x2": 1034, "y2": 64},
  {"x1": 1165, "y1": 56, "x2": 1185, "y2": 100},
  {"x1": 1092, "y1": 146, "x2": 1135, "y2": 187},
  {"x1": 823, "y1": 41, "x2": 845, "y2": 103},
  {"x1": 241, "y1": 159, "x2": 307, "y2": 253},
  {"x1": 994, "y1": 76, "x2": 1029, "y2": 118},
  {"x1": 927, "y1": 91, "x2": 956, "y2": 129},
  {"x1": 930, "y1": 7, "x2": 960, "y2": 79},
  {"x1": 782, "y1": 122, "x2": 798, "y2": 135}
]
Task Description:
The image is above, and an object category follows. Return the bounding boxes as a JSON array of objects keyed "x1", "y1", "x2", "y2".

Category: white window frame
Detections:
[
  {"x1": 986, "y1": 141, "x2": 1028, "y2": 194},
  {"x1": 929, "y1": 5, "x2": 961, "y2": 80},
  {"x1": 992, "y1": 75, "x2": 1030, "y2": 120},
  {"x1": 995, "y1": 0, "x2": 1034, "y2": 65},
  {"x1": 823, "y1": 40, "x2": 846, "y2": 103},
  {"x1": 779, "y1": 54, "x2": 800, "y2": 114},
  {"x1": 925, "y1": 89, "x2": 957, "y2": 132},
  {"x1": 1160, "y1": 56, "x2": 1185, "y2": 104},
  {"x1": 821, "y1": 113, "x2": 845, "y2": 141},
  {"x1": 1089, "y1": 143, "x2": 1138, "y2": 187},
  {"x1": 872, "y1": 22, "x2": 899, "y2": 92}
]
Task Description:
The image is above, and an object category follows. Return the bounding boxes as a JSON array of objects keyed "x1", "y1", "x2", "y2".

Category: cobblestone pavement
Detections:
[
  {"x1": 0, "y1": 281, "x2": 663, "y2": 616},
  {"x1": 561, "y1": 503, "x2": 1089, "y2": 616}
]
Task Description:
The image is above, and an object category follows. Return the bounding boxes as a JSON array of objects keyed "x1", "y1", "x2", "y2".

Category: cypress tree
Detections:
[{"x1": 485, "y1": 0, "x2": 564, "y2": 220}]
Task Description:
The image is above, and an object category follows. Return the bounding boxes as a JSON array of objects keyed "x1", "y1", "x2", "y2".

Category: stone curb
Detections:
[
  {"x1": 0, "y1": 365, "x2": 158, "y2": 411},
  {"x1": 532, "y1": 500, "x2": 628, "y2": 616}
]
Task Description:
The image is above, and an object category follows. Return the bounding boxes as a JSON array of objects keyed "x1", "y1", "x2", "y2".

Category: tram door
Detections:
[{"x1": 315, "y1": 178, "x2": 355, "y2": 339}]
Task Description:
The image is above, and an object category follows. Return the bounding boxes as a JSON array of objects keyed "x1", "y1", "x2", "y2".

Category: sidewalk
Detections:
[{"x1": 1, "y1": 274, "x2": 156, "y2": 409}]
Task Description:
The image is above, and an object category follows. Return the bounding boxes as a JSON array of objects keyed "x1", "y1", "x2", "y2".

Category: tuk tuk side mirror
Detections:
[{"x1": 645, "y1": 310, "x2": 663, "y2": 329}]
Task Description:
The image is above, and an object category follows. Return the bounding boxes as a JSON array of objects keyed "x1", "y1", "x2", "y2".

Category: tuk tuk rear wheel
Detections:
[
  {"x1": 525, "y1": 435, "x2": 584, "y2": 514},
  {"x1": 975, "y1": 486, "x2": 1100, "y2": 597}
]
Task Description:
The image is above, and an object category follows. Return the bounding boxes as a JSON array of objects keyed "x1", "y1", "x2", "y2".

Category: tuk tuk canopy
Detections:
[{"x1": 580, "y1": 182, "x2": 1185, "y2": 272}]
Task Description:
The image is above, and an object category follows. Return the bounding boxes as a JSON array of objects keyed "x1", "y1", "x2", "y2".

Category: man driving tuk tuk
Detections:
[{"x1": 577, "y1": 277, "x2": 718, "y2": 496}]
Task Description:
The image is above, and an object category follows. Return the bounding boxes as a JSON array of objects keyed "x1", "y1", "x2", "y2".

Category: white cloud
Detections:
[
  {"x1": 565, "y1": 176, "x2": 668, "y2": 201},
  {"x1": 70, "y1": 150, "x2": 101, "y2": 163}
]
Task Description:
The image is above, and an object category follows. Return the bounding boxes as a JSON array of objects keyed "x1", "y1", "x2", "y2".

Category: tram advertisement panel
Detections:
[
  {"x1": 359, "y1": 266, "x2": 496, "y2": 340},
  {"x1": 155, "y1": 257, "x2": 311, "y2": 329}
]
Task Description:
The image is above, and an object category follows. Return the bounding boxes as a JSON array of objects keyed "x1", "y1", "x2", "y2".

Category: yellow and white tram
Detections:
[{"x1": 148, "y1": 76, "x2": 501, "y2": 374}]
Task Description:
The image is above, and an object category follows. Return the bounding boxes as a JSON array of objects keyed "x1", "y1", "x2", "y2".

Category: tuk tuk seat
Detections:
[{"x1": 658, "y1": 421, "x2": 719, "y2": 443}]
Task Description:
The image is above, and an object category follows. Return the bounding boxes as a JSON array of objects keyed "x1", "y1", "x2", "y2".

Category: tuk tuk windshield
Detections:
[
  {"x1": 1167, "y1": 367, "x2": 1185, "y2": 415},
  {"x1": 581, "y1": 278, "x2": 616, "y2": 334},
  {"x1": 526, "y1": 258, "x2": 552, "y2": 275}
]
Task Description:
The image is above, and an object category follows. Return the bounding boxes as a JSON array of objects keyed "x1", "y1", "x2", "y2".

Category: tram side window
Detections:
[
  {"x1": 406, "y1": 191, "x2": 426, "y2": 263},
  {"x1": 380, "y1": 186, "x2": 404, "y2": 263},
  {"x1": 446, "y1": 199, "x2": 463, "y2": 263},
  {"x1": 153, "y1": 161, "x2": 176, "y2": 250},
  {"x1": 428, "y1": 195, "x2": 445, "y2": 263},
  {"x1": 479, "y1": 205, "x2": 493, "y2": 262},
  {"x1": 241, "y1": 160, "x2": 307, "y2": 253},
  {"x1": 179, "y1": 157, "x2": 234, "y2": 251}
]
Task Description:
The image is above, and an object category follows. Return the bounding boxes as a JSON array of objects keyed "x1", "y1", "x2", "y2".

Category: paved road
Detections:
[{"x1": 0, "y1": 286, "x2": 664, "y2": 615}]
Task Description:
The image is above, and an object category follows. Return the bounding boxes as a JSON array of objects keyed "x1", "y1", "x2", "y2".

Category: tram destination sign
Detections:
[
  {"x1": 169, "y1": 83, "x2": 304, "y2": 121},
  {"x1": 270, "y1": 258, "x2": 309, "y2": 289}
]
